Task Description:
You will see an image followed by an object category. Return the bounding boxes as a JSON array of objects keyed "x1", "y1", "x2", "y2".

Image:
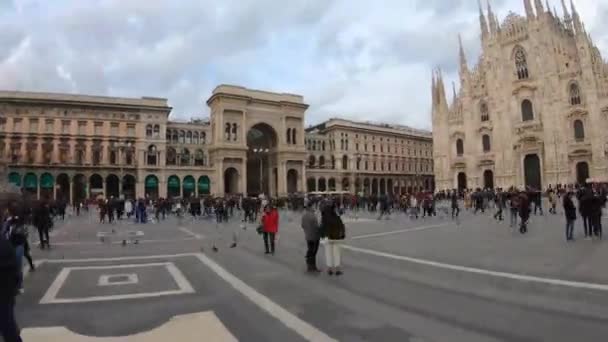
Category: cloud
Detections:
[{"x1": 0, "y1": 0, "x2": 607, "y2": 130}]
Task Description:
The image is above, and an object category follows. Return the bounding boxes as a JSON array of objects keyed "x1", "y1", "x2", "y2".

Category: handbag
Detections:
[{"x1": 256, "y1": 225, "x2": 263, "y2": 235}]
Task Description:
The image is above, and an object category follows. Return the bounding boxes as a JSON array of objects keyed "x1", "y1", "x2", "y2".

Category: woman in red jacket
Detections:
[{"x1": 261, "y1": 204, "x2": 279, "y2": 254}]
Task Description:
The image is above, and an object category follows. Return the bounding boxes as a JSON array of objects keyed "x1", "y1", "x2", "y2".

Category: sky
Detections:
[{"x1": 0, "y1": 0, "x2": 606, "y2": 130}]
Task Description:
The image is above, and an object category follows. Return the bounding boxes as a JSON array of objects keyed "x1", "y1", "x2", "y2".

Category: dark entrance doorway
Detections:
[
  {"x1": 576, "y1": 161, "x2": 589, "y2": 185},
  {"x1": 72, "y1": 174, "x2": 86, "y2": 205},
  {"x1": 224, "y1": 168, "x2": 239, "y2": 194},
  {"x1": 483, "y1": 170, "x2": 494, "y2": 189},
  {"x1": 122, "y1": 175, "x2": 136, "y2": 200},
  {"x1": 457, "y1": 172, "x2": 467, "y2": 191},
  {"x1": 56, "y1": 174, "x2": 70, "y2": 202},
  {"x1": 524, "y1": 154, "x2": 542, "y2": 190},
  {"x1": 247, "y1": 123, "x2": 277, "y2": 196},
  {"x1": 287, "y1": 169, "x2": 298, "y2": 194},
  {"x1": 106, "y1": 174, "x2": 120, "y2": 198}
]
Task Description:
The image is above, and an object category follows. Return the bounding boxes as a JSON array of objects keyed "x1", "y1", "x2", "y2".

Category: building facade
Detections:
[
  {"x1": 305, "y1": 119, "x2": 434, "y2": 195},
  {"x1": 0, "y1": 85, "x2": 433, "y2": 202},
  {"x1": 432, "y1": 0, "x2": 608, "y2": 191}
]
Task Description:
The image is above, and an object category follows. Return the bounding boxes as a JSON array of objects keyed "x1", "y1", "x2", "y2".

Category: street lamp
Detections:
[{"x1": 252, "y1": 147, "x2": 269, "y2": 195}]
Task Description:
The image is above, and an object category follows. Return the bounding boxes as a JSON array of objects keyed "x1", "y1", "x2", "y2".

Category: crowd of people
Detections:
[{"x1": 1, "y1": 181, "x2": 607, "y2": 341}]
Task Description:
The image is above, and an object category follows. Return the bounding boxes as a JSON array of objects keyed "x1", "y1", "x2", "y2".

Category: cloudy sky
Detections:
[{"x1": 0, "y1": 0, "x2": 606, "y2": 129}]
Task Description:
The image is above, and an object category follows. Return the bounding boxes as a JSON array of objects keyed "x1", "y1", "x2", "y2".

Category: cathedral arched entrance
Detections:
[
  {"x1": 457, "y1": 172, "x2": 467, "y2": 191},
  {"x1": 576, "y1": 161, "x2": 589, "y2": 185},
  {"x1": 523, "y1": 154, "x2": 542, "y2": 190},
  {"x1": 224, "y1": 168, "x2": 239, "y2": 195},
  {"x1": 483, "y1": 170, "x2": 494, "y2": 190},
  {"x1": 247, "y1": 123, "x2": 278, "y2": 196}
]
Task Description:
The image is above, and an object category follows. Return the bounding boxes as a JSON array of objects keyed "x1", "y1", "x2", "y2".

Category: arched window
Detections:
[
  {"x1": 179, "y1": 130, "x2": 185, "y2": 143},
  {"x1": 147, "y1": 145, "x2": 157, "y2": 165},
  {"x1": 181, "y1": 148, "x2": 191, "y2": 166},
  {"x1": 166, "y1": 147, "x2": 176, "y2": 165},
  {"x1": 342, "y1": 155, "x2": 348, "y2": 170},
  {"x1": 312, "y1": 141, "x2": 316, "y2": 151},
  {"x1": 514, "y1": 46, "x2": 529, "y2": 80},
  {"x1": 146, "y1": 125, "x2": 152, "y2": 137},
  {"x1": 153, "y1": 124, "x2": 160, "y2": 138},
  {"x1": 201, "y1": 132, "x2": 206, "y2": 144},
  {"x1": 286, "y1": 128, "x2": 292, "y2": 144},
  {"x1": 193, "y1": 132, "x2": 199, "y2": 145},
  {"x1": 194, "y1": 149, "x2": 205, "y2": 166},
  {"x1": 319, "y1": 156, "x2": 326, "y2": 168},
  {"x1": 292, "y1": 129, "x2": 296, "y2": 145},
  {"x1": 166, "y1": 129, "x2": 172, "y2": 141},
  {"x1": 186, "y1": 131, "x2": 192, "y2": 144},
  {"x1": 482, "y1": 134, "x2": 491, "y2": 152},
  {"x1": 308, "y1": 155, "x2": 316, "y2": 167},
  {"x1": 456, "y1": 139, "x2": 464, "y2": 156},
  {"x1": 225, "y1": 123, "x2": 231, "y2": 141},
  {"x1": 569, "y1": 83, "x2": 582, "y2": 105},
  {"x1": 231, "y1": 123, "x2": 237, "y2": 141},
  {"x1": 331, "y1": 156, "x2": 336, "y2": 169},
  {"x1": 172, "y1": 130, "x2": 178, "y2": 143},
  {"x1": 480, "y1": 102, "x2": 489, "y2": 122},
  {"x1": 521, "y1": 100, "x2": 534, "y2": 121},
  {"x1": 322, "y1": 141, "x2": 326, "y2": 151},
  {"x1": 573, "y1": 120, "x2": 585, "y2": 141}
]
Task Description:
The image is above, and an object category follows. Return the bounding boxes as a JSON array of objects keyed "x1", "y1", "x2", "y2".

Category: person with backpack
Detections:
[{"x1": 320, "y1": 203, "x2": 346, "y2": 276}]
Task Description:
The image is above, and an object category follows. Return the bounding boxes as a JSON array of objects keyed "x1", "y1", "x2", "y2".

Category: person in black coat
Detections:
[
  {"x1": 563, "y1": 192, "x2": 577, "y2": 241},
  {"x1": 32, "y1": 202, "x2": 52, "y2": 249},
  {"x1": 0, "y1": 235, "x2": 23, "y2": 342},
  {"x1": 579, "y1": 188, "x2": 593, "y2": 238}
]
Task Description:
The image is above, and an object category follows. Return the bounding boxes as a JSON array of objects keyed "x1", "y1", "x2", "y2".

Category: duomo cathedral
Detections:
[{"x1": 432, "y1": 0, "x2": 608, "y2": 191}]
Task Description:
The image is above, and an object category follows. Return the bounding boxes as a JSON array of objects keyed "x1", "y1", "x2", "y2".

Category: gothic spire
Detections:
[
  {"x1": 524, "y1": 0, "x2": 535, "y2": 19},
  {"x1": 487, "y1": 0, "x2": 499, "y2": 34},
  {"x1": 452, "y1": 82, "x2": 457, "y2": 107},
  {"x1": 436, "y1": 68, "x2": 447, "y2": 107},
  {"x1": 535, "y1": 0, "x2": 545, "y2": 15},
  {"x1": 571, "y1": 0, "x2": 582, "y2": 34},
  {"x1": 561, "y1": 0, "x2": 572, "y2": 30},
  {"x1": 478, "y1": 0, "x2": 489, "y2": 41},
  {"x1": 431, "y1": 71, "x2": 437, "y2": 106},
  {"x1": 458, "y1": 34, "x2": 468, "y2": 74}
]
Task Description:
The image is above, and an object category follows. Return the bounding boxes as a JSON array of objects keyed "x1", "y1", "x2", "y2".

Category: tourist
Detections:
[
  {"x1": 590, "y1": 190, "x2": 603, "y2": 239},
  {"x1": 320, "y1": 203, "x2": 346, "y2": 276},
  {"x1": 493, "y1": 190, "x2": 505, "y2": 221},
  {"x1": 509, "y1": 190, "x2": 519, "y2": 228},
  {"x1": 124, "y1": 199, "x2": 133, "y2": 219},
  {"x1": 579, "y1": 187, "x2": 592, "y2": 239},
  {"x1": 301, "y1": 205, "x2": 321, "y2": 272},
  {"x1": 518, "y1": 190, "x2": 530, "y2": 234},
  {"x1": 548, "y1": 189, "x2": 557, "y2": 214},
  {"x1": 563, "y1": 191, "x2": 577, "y2": 241},
  {"x1": 261, "y1": 204, "x2": 279, "y2": 255},
  {"x1": 450, "y1": 190, "x2": 460, "y2": 218},
  {"x1": 32, "y1": 202, "x2": 52, "y2": 249},
  {"x1": 0, "y1": 232, "x2": 23, "y2": 342}
]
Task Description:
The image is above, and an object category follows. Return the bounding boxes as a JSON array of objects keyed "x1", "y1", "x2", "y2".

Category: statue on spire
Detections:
[
  {"x1": 534, "y1": 0, "x2": 544, "y2": 16},
  {"x1": 524, "y1": 0, "x2": 535, "y2": 19},
  {"x1": 487, "y1": 0, "x2": 499, "y2": 34},
  {"x1": 561, "y1": 0, "x2": 573, "y2": 30},
  {"x1": 570, "y1": 0, "x2": 583, "y2": 34},
  {"x1": 478, "y1": 0, "x2": 489, "y2": 41}
]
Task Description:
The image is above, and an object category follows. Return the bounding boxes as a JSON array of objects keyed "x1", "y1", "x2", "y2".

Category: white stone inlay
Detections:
[{"x1": 98, "y1": 273, "x2": 139, "y2": 286}]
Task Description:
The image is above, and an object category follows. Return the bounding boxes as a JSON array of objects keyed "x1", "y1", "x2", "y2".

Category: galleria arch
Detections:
[{"x1": 208, "y1": 85, "x2": 308, "y2": 196}]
